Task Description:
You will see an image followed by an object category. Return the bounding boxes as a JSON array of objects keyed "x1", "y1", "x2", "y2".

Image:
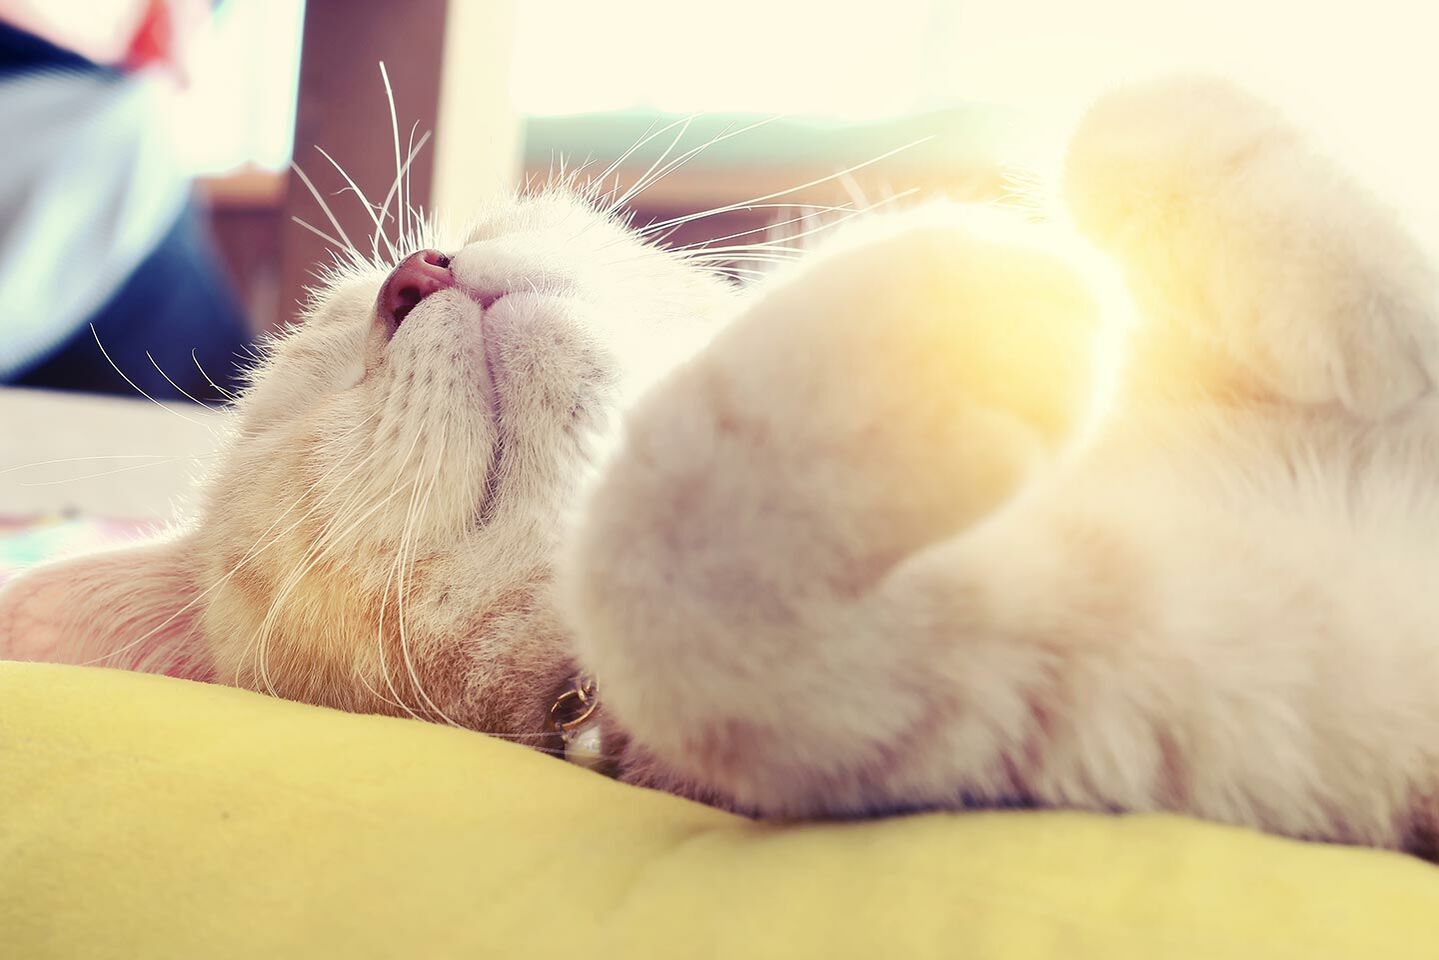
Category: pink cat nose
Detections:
[{"x1": 379, "y1": 249, "x2": 453, "y2": 326}]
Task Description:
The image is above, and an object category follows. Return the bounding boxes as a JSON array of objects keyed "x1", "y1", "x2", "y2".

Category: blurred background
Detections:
[
  {"x1": 2, "y1": 0, "x2": 1439, "y2": 529},
  {"x1": 5, "y1": 0, "x2": 1439, "y2": 402}
]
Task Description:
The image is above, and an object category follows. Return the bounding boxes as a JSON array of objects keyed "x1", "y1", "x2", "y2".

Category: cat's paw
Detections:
[
  {"x1": 1064, "y1": 76, "x2": 1288, "y2": 246},
  {"x1": 561, "y1": 205, "x2": 1103, "y2": 806},
  {"x1": 581, "y1": 205, "x2": 1102, "y2": 600},
  {"x1": 1065, "y1": 76, "x2": 1439, "y2": 417}
]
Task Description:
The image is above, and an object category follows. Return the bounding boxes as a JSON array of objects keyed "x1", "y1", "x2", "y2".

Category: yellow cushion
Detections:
[{"x1": 3, "y1": 661, "x2": 1437, "y2": 958}]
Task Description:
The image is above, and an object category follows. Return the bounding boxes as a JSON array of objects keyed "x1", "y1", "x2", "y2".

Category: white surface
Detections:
[{"x1": 0, "y1": 387, "x2": 225, "y2": 521}]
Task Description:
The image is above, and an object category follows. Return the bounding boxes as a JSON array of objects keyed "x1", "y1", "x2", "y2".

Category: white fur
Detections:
[
  {"x1": 560, "y1": 78, "x2": 1439, "y2": 853},
  {"x1": 0, "y1": 188, "x2": 733, "y2": 739},
  {"x1": 6, "y1": 77, "x2": 1437, "y2": 856}
]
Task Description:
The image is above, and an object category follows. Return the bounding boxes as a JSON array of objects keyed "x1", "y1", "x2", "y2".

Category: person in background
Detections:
[{"x1": 0, "y1": 0, "x2": 251, "y2": 403}]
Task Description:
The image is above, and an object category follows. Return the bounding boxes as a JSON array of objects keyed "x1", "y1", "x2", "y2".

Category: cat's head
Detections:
[{"x1": 0, "y1": 188, "x2": 733, "y2": 748}]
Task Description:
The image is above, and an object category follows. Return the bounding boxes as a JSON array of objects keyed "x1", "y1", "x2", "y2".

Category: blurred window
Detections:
[
  {"x1": 509, "y1": 0, "x2": 1439, "y2": 202},
  {"x1": 175, "y1": 0, "x2": 304, "y2": 174}
]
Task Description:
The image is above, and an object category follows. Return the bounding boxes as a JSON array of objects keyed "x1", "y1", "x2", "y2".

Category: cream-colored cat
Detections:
[
  {"x1": 0, "y1": 189, "x2": 734, "y2": 740},
  {"x1": 5, "y1": 78, "x2": 1438, "y2": 858}
]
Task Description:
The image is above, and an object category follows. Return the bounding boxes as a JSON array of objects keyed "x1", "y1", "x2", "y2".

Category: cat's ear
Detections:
[{"x1": 0, "y1": 537, "x2": 213, "y2": 681}]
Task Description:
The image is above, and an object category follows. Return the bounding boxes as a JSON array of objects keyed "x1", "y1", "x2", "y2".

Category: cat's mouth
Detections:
[
  {"x1": 461, "y1": 286, "x2": 508, "y2": 311},
  {"x1": 378, "y1": 246, "x2": 591, "y2": 352}
]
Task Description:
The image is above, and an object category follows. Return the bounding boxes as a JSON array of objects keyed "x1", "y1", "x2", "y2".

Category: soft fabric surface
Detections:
[{"x1": 3, "y1": 661, "x2": 1437, "y2": 958}]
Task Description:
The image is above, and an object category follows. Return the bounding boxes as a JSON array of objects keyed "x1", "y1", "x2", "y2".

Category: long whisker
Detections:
[
  {"x1": 681, "y1": 188, "x2": 922, "y2": 271},
  {"x1": 638, "y1": 137, "x2": 932, "y2": 238},
  {"x1": 146, "y1": 352, "x2": 213, "y2": 408},
  {"x1": 368, "y1": 428, "x2": 427, "y2": 720},
  {"x1": 404, "y1": 120, "x2": 421, "y2": 248},
  {"x1": 248, "y1": 436, "x2": 405, "y2": 693},
  {"x1": 315, "y1": 145, "x2": 398, "y2": 262},
  {"x1": 17, "y1": 456, "x2": 219, "y2": 486},
  {"x1": 629, "y1": 202, "x2": 857, "y2": 253},
  {"x1": 378, "y1": 62, "x2": 407, "y2": 248},
  {"x1": 682, "y1": 245, "x2": 808, "y2": 258},
  {"x1": 82, "y1": 410, "x2": 385, "y2": 669},
  {"x1": 612, "y1": 114, "x2": 783, "y2": 215},
  {"x1": 591, "y1": 115, "x2": 693, "y2": 202},
  {"x1": 291, "y1": 215, "x2": 348, "y2": 252},
  {"x1": 605, "y1": 115, "x2": 696, "y2": 213},
  {"x1": 672, "y1": 207, "x2": 849, "y2": 251},
  {"x1": 707, "y1": 266, "x2": 772, "y2": 280},
  {"x1": 290, "y1": 162, "x2": 360, "y2": 259},
  {"x1": 252, "y1": 479, "x2": 408, "y2": 699},
  {"x1": 90, "y1": 327, "x2": 216, "y2": 431},
  {"x1": 0, "y1": 454, "x2": 212, "y2": 476},
  {"x1": 395, "y1": 425, "x2": 460, "y2": 726},
  {"x1": 192, "y1": 349, "x2": 239, "y2": 402},
  {"x1": 374, "y1": 130, "x2": 433, "y2": 256}
]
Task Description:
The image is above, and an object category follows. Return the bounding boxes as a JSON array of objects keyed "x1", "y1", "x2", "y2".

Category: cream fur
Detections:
[
  {"x1": 4, "y1": 77, "x2": 1437, "y2": 858},
  {"x1": 560, "y1": 78, "x2": 1439, "y2": 856},
  {"x1": 0, "y1": 189, "x2": 733, "y2": 742}
]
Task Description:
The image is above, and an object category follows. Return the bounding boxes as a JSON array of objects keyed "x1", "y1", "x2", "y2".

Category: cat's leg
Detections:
[
  {"x1": 560, "y1": 207, "x2": 1108, "y2": 815},
  {"x1": 1066, "y1": 77, "x2": 1439, "y2": 418}
]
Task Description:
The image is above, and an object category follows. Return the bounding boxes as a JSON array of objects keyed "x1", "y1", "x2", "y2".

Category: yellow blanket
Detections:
[{"x1": 3, "y1": 660, "x2": 1437, "y2": 958}]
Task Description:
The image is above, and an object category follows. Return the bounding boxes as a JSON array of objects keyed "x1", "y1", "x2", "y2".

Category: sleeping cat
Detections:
[
  {"x1": 4, "y1": 77, "x2": 1439, "y2": 859},
  {"x1": 0, "y1": 188, "x2": 734, "y2": 740}
]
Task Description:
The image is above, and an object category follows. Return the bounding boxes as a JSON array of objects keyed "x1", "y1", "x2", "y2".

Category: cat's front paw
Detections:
[
  {"x1": 582, "y1": 205, "x2": 1102, "y2": 599},
  {"x1": 560, "y1": 205, "x2": 1104, "y2": 805}
]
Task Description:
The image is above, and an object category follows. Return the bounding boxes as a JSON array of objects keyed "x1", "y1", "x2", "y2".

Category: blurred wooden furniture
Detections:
[
  {"x1": 200, "y1": 1, "x2": 1014, "y2": 335},
  {"x1": 203, "y1": 0, "x2": 464, "y2": 334}
]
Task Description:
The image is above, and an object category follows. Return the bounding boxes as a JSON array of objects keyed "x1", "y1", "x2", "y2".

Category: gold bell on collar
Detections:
[{"x1": 548, "y1": 675, "x2": 605, "y2": 771}]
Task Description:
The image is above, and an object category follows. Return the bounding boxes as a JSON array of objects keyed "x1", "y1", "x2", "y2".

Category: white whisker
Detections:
[
  {"x1": 613, "y1": 114, "x2": 783, "y2": 215},
  {"x1": 591, "y1": 115, "x2": 692, "y2": 201},
  {"x1": 374, "y1": 130, "x2": 434, "y2": 256},
  {"x1": 83, "y1": 411, "x2": 385, "y2": 670},
  {"x1": 606, "y1": 115, "x2": 696, "y2": 213},
  {"x1": 405, "y1": 120, "x2": 421, "y2": 246},
  {"x1": 145, "y1": 352, "x2": 212, "y2": 408},
  {"x1": 672, "y1": 207, "x2": 848, "y2": 251},
  {"x1": 315, "y1": 145, "x2": 398, "y2": 262},
  {"x1": 192, "y1": 349, "x2": 239, "y2": 401},
  {"x1": 89, "y1": 327, "x2": 215, "y2": 431},
  {"x1": 290, "y1": 161, "x2": 360, "y2": 259},
  {"x1": 639, "y1": 137, "x2": 932, "y2": 238},
  {"x1": 0, "y1": 453, "x2": 211, "y2": 477},
  {"x1": 17, "y1": 457, "x2": 218, "y2": 486},
  {"x1": 378, "y1": 62, "x2": 407, "y2": 249},
  {"x1": 395, "y1": 425, "x2": 460, "y2": 726},
  {"x1": 291, "y1": 215, "x2": 348, "y2": 252}
]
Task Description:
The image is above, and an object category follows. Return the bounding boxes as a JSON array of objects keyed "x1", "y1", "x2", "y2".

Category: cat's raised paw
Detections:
[{"x1": 1065, "y1": 76, "x2": 1439, "y2": 417}]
